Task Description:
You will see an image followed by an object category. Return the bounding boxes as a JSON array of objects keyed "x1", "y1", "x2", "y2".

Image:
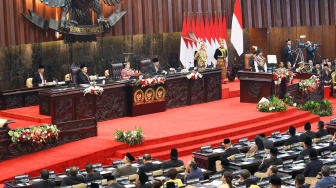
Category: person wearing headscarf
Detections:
[{"x1": 246, "y1": 136, "x2": 265, "y2": 157}]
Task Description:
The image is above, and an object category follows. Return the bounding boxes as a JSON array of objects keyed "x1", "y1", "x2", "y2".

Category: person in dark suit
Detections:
[
  {"x1": 147, "y1": 58, "x2": 163, "y2": 77},
  {"x1": 269, "y1": 176, "x2": 282, "y2": 188},
  {"x1": 60, "y1": 166, "x2": 86, "y2": 186},
  {"x1": 322, "y1": 64, "x2": 332, "y2": 85},
  {"x1": 284, "y1": 126, "x2": 300, "y2": 146},
  {"x1": 306, "y1": 41, "x2": 316, "y2": 64},
  {"x1": 84, "y1": 163, "x2": 103, "y2": 182},
  {"x1": 299, "y1": 122, "x2": 316, "y2": 142},
  {"x1": 295, "y1": 174, "x2": 309, "y2": 188},
  {"x1": 312, "y1": 165, "x2": 336, "y2": 187},
  {"x1": 235, "y1": 169, "x2": 257, "y2": 187},
  {"x1": 258, "y1": 148, "x2": 283, "y2": 172},
  {"x1": 77, "y1": 64, "x2": 91, "y2": 85},
  {"x1": 31, "y1": 169, "x2": 55, "y2": 188},
  {"x1": 138, "y1": 154, "x2": 160, "y2": 174},
  {"x1": 261, "y1": 165, "x2": 283, "y2": 181},
  {"x1": 312, "y1": 63, "x2": 322, "y2": 74},
  {"x1": 32, "y1": 64, "x2": 46, "y2": 87},
  {"x1": 259, "y1": 133, "x2": 274, "y2": 149},
  {"x1": 302, "y1": 150, "x2": 323, "y2": 177},
  {"x1": 220, "y1": 138, "x2": 240, "y2": 161},
  {"x1": 297, "y1": 137, "x2": 317, "y2": 160},
  {"x1": 112, "y1": 152, "x2": 138, "y2": 177},
  {"x1": 283, "y1": 39, "x2": 294, "y2": 65},
  {"x1": 316, "y1": 121, "x2": 328, "y2": 138},
  {"x1": 161, "y1": 148, "x2": 184, "y2": 169},
  {"x1": 136, "y1": 172, "x2": 152, "y2": 188},
  {"x1": 106, "y1": 175, "x2": 126, "y2": 188}
]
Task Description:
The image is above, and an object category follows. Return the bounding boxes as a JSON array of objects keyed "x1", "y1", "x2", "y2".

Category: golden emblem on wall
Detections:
[
  {"x1": 144, "y1": 88, "x2": 155, "y2": 103},
  {"x1": 134, "y1": 89, "x2": 144, "y2": 106},
  {"x1": 155, "y1": 86, "x2": 166, "y2": 101}
]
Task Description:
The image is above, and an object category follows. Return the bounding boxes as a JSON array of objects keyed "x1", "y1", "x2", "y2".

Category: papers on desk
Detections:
[
  {"x1": 124, "y1": 184, "x2": 136, "y2": 188},
  {"x1": 213, "y1": 149, "x2": 224, "y2": 153},
  {"x1": 58, "y1": 175, "x2": 67, "y2": 178},
  {"x1": 98, "y1": 76, "x2": 106, "y2": 80},
  {"x1": 153, "y1": 161, "x2": 162, "y2": 164},
  {"x1": 290, "y1": 166, "x2": 304, "y2": 170},
  {"x1": 32, "y1": 179, "x2": 41, "y2": 181},
  {"x1": 131, "y1": 163, "x2": 139, "y2": 167},
  {"x1": 105, "y1": 167, "x2": 115, "y2": 171},
  {"x1": 210, "y1": 180, "x2": 223, "y2": 187},
  {"x1": 201, "y1": 168, "x2": 207, "y2": 172},
  {"x1": 154, "y1": 176, "x2": 166, "y2": 181},
  {"x1": 241, "y1": 162, "x2": 251, "y2": 164}
]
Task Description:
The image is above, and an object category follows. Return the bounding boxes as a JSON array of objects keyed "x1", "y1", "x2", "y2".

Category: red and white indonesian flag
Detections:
[
  {"x1": 180, "y1": 15, "x2": 188, "y2": 68},
  {"x1": 231, "y1": 0, "x2": 244, "y2": 56}
]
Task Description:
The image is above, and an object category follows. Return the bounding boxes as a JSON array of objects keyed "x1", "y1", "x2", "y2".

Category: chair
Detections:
[
  {"x1": 175, "y1": 166, "x2": 185, "y2": 172},
  {"x1": 72, "y1": 183, "x2": 87, "y2": 188},
  {"x1": 26, "y1": 78, "x2": 33, "y2": 88},
  {"x1": 128, "y1": 174, "x2": 138, "y2": 181},
  {"x1": 70, "y1": 67, "x2": 80, "y2": 85},
  {"x1": 331, "y1": 72, "x2": 336, "y2": 96},
  {"x1": 215, "y1": 160, "x2": 222, "y2": 172},
  {"x1": 254, "y1": 172, "x2": 268, "y2": 179},
  {"x1": 244, "y1": 54, "x2": 255, "y2": 71},
  {"x1": 110, "y1": 63, "x2": 123, "y2": 79},
  {"x1": 152, "y1": 169, "x2": 163, "y2": 176},
  {"x1": 65, "y1": 74, "x2": 71, "y2": 81},
  {"x1": 104, "y1": 70, "x2": 109, "y2": 77},
  {"x1": 304, "y1": 177, "x2": 317, "y2": 186},
  {"x1": 101, "y1": 179, "x2": 107, "y2": 185},
  {"x1": 139, "y1": 59, "x2": 151, "y2": 74}
]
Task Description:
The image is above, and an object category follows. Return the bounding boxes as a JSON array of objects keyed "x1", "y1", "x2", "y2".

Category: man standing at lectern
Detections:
[{"x1": 148, "y1": 58, "x2": 163, "y2": 77}]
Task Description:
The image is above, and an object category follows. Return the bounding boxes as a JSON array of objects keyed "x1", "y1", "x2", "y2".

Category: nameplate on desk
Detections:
[
  {"x1": 113, "y1": 160, "x2": 124, "y2": 167},
  {"x1": 277, "y1": 146, "x2": 285, "y2": 153},
  {"x1": 209, "y1": 174, "x2": 222, "y2": 181},
  {"x1": 200, "y1": 145, "x2": 213, "y2": 153},
  {"x1": 186, "y1": 178, "x2": 200, "y2": 185},
  {"x1": 234, "y1": 153, "x2": 246, "y2": 162},
  {"x1": 271, "y1": 131, "x2": 281, "y2": 138},
  {"x1": 14, "y1": 174, "x2": 29, "y2": 184},
  {"x1": 116, "y1": 176, "x2": 130, "y2": 185},
  {"x1": 238, "y1": 138, "x2": 248, "y2": 145},
  {"x1": 93, "y1": 163, "x2": 103, "y2": 172},
  {"x1": 49, "y1": 171, "x2": 55, "y2": 179}
]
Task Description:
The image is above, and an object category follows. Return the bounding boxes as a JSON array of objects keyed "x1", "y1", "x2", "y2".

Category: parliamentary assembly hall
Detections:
[{"x1": 1, "y1": 0, "x2": 336, "y2": 187}]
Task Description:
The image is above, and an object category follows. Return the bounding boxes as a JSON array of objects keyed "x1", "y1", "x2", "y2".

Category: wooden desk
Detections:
[{"x1": 326, "y1": 122, "x2": 336, "y2": 135}]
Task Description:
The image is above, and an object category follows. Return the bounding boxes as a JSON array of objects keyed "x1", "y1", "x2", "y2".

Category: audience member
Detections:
[
  {"x1": 84, "y1": 163, "x2": 103, "y2": 182},
  {"x1": 184, "y1": 161, "x2": 204, "y2": 182},
  {"x1": 330, "y1": 134, "x2": 336, "y2": 151},
  {"x1": 311, "y1": 165, "x2": 336, "y2": 187},
  {"x1": 138, "y1": 154, "x2": 160, "y2": 174},
  {"x1": 299, "y1": 122, "x2": 316, "y2": 142},
  {"x1": 161, "y1": 148, "x2": 184, "y2": 169},
  {"x1": 315, "y1": 121, "x2": 328, "y2": 138},
  {"x1": 284, "y1": 126, "x2": 300, "y2": 146},
  {"x1": 220, "y1": 138, "x2": 240, "y2": 161},
  {"x1": 60, "y1": 166, "x2": 86, "y2": 186},
  {"x1": 302, "y1": 150, "x2": 323, "y2": 177},
  {"x1": 261, "y1": 165, "x2": 283, "y2": 181},
  {"x1": 113, "y1": 152, "x2": 137, "y2": 177},
  {"x1": 106, "y1": 175, "x2": 126, "y2": 188},
  {"x1": 297, "y1": 137, "x2": 317, "y2": 160},
  {"x1": 258, "y1": 148, "x2": 283, "y2": 172},
  {"x1": 31, "y1": 169, "x2": 55, "y2": 188},
  {"x1": 269, "y1": 176, "x2": 282, "y2": 188},
  {"x1": 136, "y1": 172, "x2": 152, "y2": 188},
  {"x1": 218, "y1": 171, "x2": 234, "y2": 188},
  {"x1": 322, "y1": 64, "x2": 332, "y2": 85},
  {"x1": 259, "y1": 133, "x2": 274, "y2": 149},
  {"x1": 160, "y1": 168, "x2": 183, "y2": 188},
  {"x1": 295, "y1": 174, "x2": 309, "y2": 188},
  {"x1": 312, "y1": 63, "x2": 321, "y2": 74},
  {"x1": 246, "y1": 136, "x2": 265, "y2": 156},
  {"x1": 235, "y1": 169, "x2": 257, "y2": 187}
]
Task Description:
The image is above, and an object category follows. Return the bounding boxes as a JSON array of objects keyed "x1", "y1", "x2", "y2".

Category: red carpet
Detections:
[{"x1": 0, "y1": 106, "x2": 51, "y2": 124}]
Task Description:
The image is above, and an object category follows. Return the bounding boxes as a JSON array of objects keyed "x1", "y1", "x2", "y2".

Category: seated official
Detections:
[
  {"x1": 295, "y1": 174, "x2": 309, "y2": 188},
  {"x1": 138, "y1": 154, "x2": 160, "y2": 174},
  {"x1": 322, "y1": 64, "x2": 332, "y2": 85},
  {"x1": 112, "y1": 152, "x2": 137, "y2": 177},
  {"x1": 297, "y1": 137, "x2": 317, "y2": 160},
  {"x1": 286, "y1": 61, "x2": 295, "y2": 72},
  {"x1": 84, "y1": 163, "x2": 103, "y2": 182},
  {"x1": 220, "y1": 138, "x2": 240, "y2": 161},
  {"x1": 316, "y1": 121, "x2": 328, "y2": 138},
  {"x1": 299, "y1": 122, "x2": 316, "y2": 142},
  {"x1": 311, "y1": 165, "x2": 336, "y2": 188},
  {"x1": 161, "y1": 148, "x2": 184, "y2": 169},
  {"x1": 148, "y1": 58, "x2": 163, "y2": 77},
  {"x1": 31, "y1": 169, "x2": 55, "y2": 188},
  {"x1": 77, "y1": 64, "x2": 91, "y2": 85},
  {"x1": 261, "y1": 165, "x2": 283, "y2": 181},
  {"x1": 269, "y1": 176, "x2": 282, "y2": 188},
  {"x1": 258, "y1": 148, "x2": 283, "y2": 172},
  {"x1": 278, "y1": 62, "x2": 285, "y2": 68},
  {"x1": 254, "y1": 49, "x2": 267, "y2": 73},
  {"x1": 312, "y1": 63, "x2": 322, "y2": 74},
  {"x1": 61, "y1": 166, "x2": 86, "y2": 186},
  {"x1": 218, "y1": 171, "x2": 234, "y2": 188},
  {"x1": 121, "y1": 62, "x2": 135, "y2": 80},
  {"x1": 284, "y1": 126, "x2": 300, "y2": 146},
  {"x1": 235, "y1": 169, "x2": 258, "y2": 187},
  {"x1": 302, "y1": 150, "x2": 323, "y2": 177},
  {"x1": 259, "y1": 133, "x2": 274, "y2": 149},
  {"x1": 184, "y1": 160, "x2": 204, "y2": 182},
  {"x1": 246, "y1": 136, "x2": 265, "y2": 157},
  {"x1": 160, "y1": 168, "x2": 183, "y2": 188},
  {"x1": 136, "y1": 172, "x2": 152, "y2": 188},
  {"x1": 106, "y1": 175, "x2": 126, "y2": 188},
  {"x1": 296, "y1": 62, "x2": 304, "y2": 73},
  {"x1": 307, "y1": 60, "x2": 314, "y2": 73},
  {"x1": 32, "y1": 64, "x2": 46, "y2": 87}
]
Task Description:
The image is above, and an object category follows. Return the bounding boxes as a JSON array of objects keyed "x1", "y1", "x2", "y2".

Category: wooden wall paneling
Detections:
[
  {"x1": 295, "y1": 26, "x2": 309, "y2": 60},
  {"x1": 161, "y1": 0, "x2": 168, "y2": 33},
  {"x1": 203, "y1": 0, "x2": 212, "y2": 15},
  {"x1": 26, "y1": 0, "x2": 35, "y2": 44},
  {"x1": 300, "y1": 0, "x2": 311, "y2": 26},
  {"x1": 0, "y1": 1, "x2": 6, "y2": 46},
  {"x1": 271, "y1": 0, "x2": 282, "y2": 27},
  {"x1": 249, "y1": 28, "x2": 267, "y2": 56},
  {"x1": 157, "y1": 0, "x2": 164, "y2": 33},
  {"x1": 331, "y1": 0, "x2": 336, "y2": 25},
  {"x1": 291, "y1": 0, "x2": 301, "y2": 26},
  {"x1": 142, "y1": 0, "x2": 151, "y2": 34},
  {"x1": 171, "y1": 0, "x2": 181, "y2": 32},
  {"x1": 282, "y1": 0, "x2": 291, "y2": 27},
  {"x1": 166, "y1": 0, "x2": 173, "y2": 33},
  {"x1": 268, "y1": 27, "x2": 283, "y2": 62},
  {"x1": 322, "y1": 25, "x2": 335, "y2": 60},
  {"x1": 6, "y1": 0, "x2": 16, "y2": 46},
  {"x1": 309, "y1": 26, "x2": 323, "y2": 62},
  {"x1": 253, "y1": 0, "x2": 263, "y2": 28},
  {"x1": 310, "y1": 0, "x2": 320, "y2": 26},
  {"x1": 133, "y1": 0, "x2": 143, "y2": 34},
  {"x1": 320, "y1": 0, "x2": 329, "y2": 25},
  {"x1": 123, "y1": 0, "x2": 132, "y2": 35},
  {"x1": 261, "y1": 0, "x2": 272, "y2": 27},
  {"x1": 242, "y1": 0, "x2": 252, "y2": 28}
]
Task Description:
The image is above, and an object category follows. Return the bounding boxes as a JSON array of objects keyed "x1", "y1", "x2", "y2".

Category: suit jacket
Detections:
[
  {"x1": 284, "y1": 135, "x2": 300, "y2": 146},
  {"x1": 302, "y1": 159, "x2": 323, "y2": 177},
  {"x1": 306, "y1": 45, "x2": 315, "y2": 62},
  {"x1": 314, "y1": 176, "x2": 336, "y2": 187},
  {"x1": 316, "y1": 129, "x2": 328, "y2": 138},
  {"x1": 261, "y1": 173, "x2": 283, "y2": 181},
  {"x1": 220, "y1": 147, "x2": 240, "y2": 161},
  {"x1": 312, "y1": 67, "x2": 322, "y2": 74},
  {"x1": 138, "y1": 162, "x2": 160, "y2": 174},
  {"x1": 161, "y1": 159, "x2": 184, "y2": 169},
  {"x1": 136, "y1": 182, "x2": 152, "y2": 188},
  {"x1": 184, "y1": 168, "x2": 204, "y2": 182},
  {"x1": 31, "y1": 179, "x2": 55, "y2": 188},
  {"x1": 107, "y1": 182, "x2": 127, "y2": 188},
  {"x1": 299, "y1": 131, "x2": 316, "y2": 142},
  {"x1": 258, "y1": 157, "x2": 283, "y2": 172},
  {"x1": 297, "y1": 147, "x2": 317, "y2": 160},
  {"x1": 32, "y1": 72, "x2": 46, "y2": 87},
  {"x1": 84, "y1": 172, "x2": 103, "y2": 182},
  {"x1": 283, "y1": 45, "x2": 293, "y2": 63},
  {"x1": 147, "y1": 64, "x2": 163, "y2": 77},
  {"x1": 112, "y1": 164, "x2": 138, "y2": 177},
  {"x1": 262, "y1": 138, "x2": 274, "y2": 149},
  {"x1": 322, "y1": 70, "x2": 332, "y2": 82},
  {"x1": 60, "y1": 175, "x2": 86, "y2": 186},
  {"x1": 77, "y1": 70, "x2": 90, "y2": 85}
]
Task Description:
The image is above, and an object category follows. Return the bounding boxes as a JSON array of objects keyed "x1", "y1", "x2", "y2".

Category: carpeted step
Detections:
[
  {"x1": 112, "y1": 110, "x2": 316, "y2": 159},
  {"x1": 0, "y1": 106, "x2": 51, "y2": 124}
]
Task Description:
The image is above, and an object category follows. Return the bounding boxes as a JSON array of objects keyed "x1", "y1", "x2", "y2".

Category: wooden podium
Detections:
[{"x1": 239, "y1": 71, "x2": 286, "y2": 103}]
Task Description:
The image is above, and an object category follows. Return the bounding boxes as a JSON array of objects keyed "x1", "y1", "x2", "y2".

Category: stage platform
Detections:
[{"x1": 0, "y1": 79, "x2": 331, "y2": 184}]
